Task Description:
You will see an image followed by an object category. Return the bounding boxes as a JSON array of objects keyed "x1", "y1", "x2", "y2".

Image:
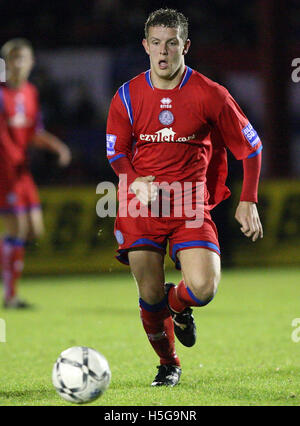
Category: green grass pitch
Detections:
[{"x1": 0, "y1": 268, "x2": 299, "y2": 406}]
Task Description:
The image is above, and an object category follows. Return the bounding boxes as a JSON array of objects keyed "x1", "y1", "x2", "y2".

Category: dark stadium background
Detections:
[{"x1": 1, "y1": 0, "x2": 299, "y2": 271}]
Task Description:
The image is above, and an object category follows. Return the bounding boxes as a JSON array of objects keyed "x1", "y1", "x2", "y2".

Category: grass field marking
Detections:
[
  {"x1": 291, "y1": 318, "x2": 300, "y2": 343},
  {"x1": 0, "y1": 318, "x2": 6, "y2": 343}
]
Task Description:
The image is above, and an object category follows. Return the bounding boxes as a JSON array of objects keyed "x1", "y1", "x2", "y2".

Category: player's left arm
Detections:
[
  {"x1": 215, "y1": 93, "x2": 263, "y2": 242},
  {"x1": 235, "y1": 152, "x2": 263, "y2": 242},
  {"x1": 31, "y1": 130, "x2": 72, "y2": 167}
]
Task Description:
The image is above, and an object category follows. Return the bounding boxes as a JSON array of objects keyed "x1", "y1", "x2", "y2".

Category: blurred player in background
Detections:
[
  {"x1": 107, "y1": 9, "x2": 263, "y2": 386},
  {"x1": 0, "y1": 38, "x2": 71, "y2": 308}
]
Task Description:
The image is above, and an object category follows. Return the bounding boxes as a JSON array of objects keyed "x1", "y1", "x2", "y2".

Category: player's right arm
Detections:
[
  {"x1": 106, "y1": 91, "x2": 138, "y2": 185},
  {"x1": 106, "y1": 92, "x2": 157, "y2": 205}
]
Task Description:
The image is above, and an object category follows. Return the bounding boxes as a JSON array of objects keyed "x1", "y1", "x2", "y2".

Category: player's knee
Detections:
[
  {"x1": 129, "y1": 252, "x2": 165, "y2": 305},
  {"x1": 5, "y1": 218, "x2": 29, "y2": 241},
  {"x1": 17, "y1": 225, "x2": 30, "y2": 242},
  {"x1": 139, "y1": 285, "x2": 165, "y2": 305},
  {"x1": 136, "y1": 276, "x2": 165, "y2": 305},
  {"x1": 187, "y1": 272, "x2": 220, "y2": 305}
]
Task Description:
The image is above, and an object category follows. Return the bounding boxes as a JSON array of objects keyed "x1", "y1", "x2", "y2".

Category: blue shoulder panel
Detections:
[
  {"x1": 179, "y1": 66, "x2": 193, "y2": 89},
  {"x1": 118, "y1": 82, "x2": 133, "y2": 125}
]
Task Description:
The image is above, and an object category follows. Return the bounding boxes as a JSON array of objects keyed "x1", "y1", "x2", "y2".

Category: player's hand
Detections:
[
  {"x1": 234, "y1": 201, "x2": 263, "y2": 242},
  {"x1": 57, "y1": 145, "x2": 72, "y2": 167},
  {"x1": 130, "y1": 175, "x2": 158, "y2": 205}
]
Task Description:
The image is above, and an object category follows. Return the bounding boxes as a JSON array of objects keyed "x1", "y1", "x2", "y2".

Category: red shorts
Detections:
[
  {"x1": 0, "y1": 169, "x2": 41, "y2": 215},
  {"x1": 114, "y1": 209, "x2": 220, "y2": 270}
]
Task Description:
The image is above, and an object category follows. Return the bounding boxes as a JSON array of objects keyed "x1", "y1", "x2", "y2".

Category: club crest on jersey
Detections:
[
  {"x1": 159, "y1": 110, "x2": 174, "y2": 125},
  {"x1": 160, "y1": 98, "x2": 172, "y2": 109},
  {"x1": 8, "y1": 93, "x2": 33, "y2": 128}
]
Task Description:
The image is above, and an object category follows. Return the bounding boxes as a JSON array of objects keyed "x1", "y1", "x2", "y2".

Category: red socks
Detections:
[
  {"x1": 168, "y1": 280, "x2": 209, "y2": 312},
  {"x1": 1, "y1": 237, "x2": 25, "y2": 302},
  {"x1": 139, "y1": 298, "x2": 180, "y2": 366},
  {"x1": 138, "y1": 281, "x2": 214, "y2": 366}
]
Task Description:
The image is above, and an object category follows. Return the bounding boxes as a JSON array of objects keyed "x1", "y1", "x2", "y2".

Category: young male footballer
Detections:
[
  {"x1": 0, "y1": 39, "x2": 71, "y2": 308},
  {"x1": 106, "y1": 9, "x2": 263, "y2": 386}
]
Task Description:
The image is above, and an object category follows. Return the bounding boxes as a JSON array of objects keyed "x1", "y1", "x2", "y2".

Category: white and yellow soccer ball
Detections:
[{"x1": 52, "y1": 346, "x2": 111, "y2": 403}]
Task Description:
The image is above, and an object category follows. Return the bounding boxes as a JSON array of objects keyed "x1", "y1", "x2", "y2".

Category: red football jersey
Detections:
[
  {"x1": 106, "y1": 66, "x2": 262, "y2": 209},
  {"x1": 0, "y1": 82, "x2": 43, "y2": 169}
]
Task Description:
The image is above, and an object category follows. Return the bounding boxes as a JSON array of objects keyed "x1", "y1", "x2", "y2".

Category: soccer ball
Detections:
[{"x1": 52, "y1": 346, "x2": 111, "y2": 403}]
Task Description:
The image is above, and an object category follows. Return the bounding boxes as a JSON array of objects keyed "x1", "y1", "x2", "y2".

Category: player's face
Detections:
[
  {"x1": 6, "y1": 47, "x2": 34, "y2": 83},
  {"x1": 143, "y1": 26, "x2": 190, "y2": 85}
]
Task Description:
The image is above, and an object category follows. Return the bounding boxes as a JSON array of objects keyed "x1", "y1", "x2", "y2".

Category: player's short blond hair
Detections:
[
  {"x1": 144, "y1": 8, "x2": 189, "y2": 42},
  {"x1": 1, "y1": 38, "x2": 34, "y2": 60}
]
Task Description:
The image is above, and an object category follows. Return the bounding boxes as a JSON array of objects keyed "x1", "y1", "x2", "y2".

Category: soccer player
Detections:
[
  {"x1": 106, "y1": 9, "x2": 263, "y2": 386},
  {"x1": 0, "y1": 38, "x2": 71, "y2": 308}
]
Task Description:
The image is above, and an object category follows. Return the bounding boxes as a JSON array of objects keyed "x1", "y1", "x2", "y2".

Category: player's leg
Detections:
[
  {"x1": 170, "y1": 248, "x2": 220, "y2": 310},
  {"x1": 22, "y1": 172, "x2": 44, "y2": 241},
  {"x1": 164, "y1": 248, "x2": 220, "y2": 348},
  {"x1": 128, "y1": 249, "x2": 181, "y2": 386},
  {"x1": 0, "y1": 173, "x2": 42, "y2": 308},
  {"x1": 129, "y1": 249, "x2": 165, "y2": 304},
  {"x1": 1, "y1": 211, "x2": 29, "y2": 240},
  {"x1": 165, "y1": 248, "x2": 220, "y2": 348},
  {"x1": 0, "y1": 212, "x2": 29, "y2": 307},
  {"x1": 26, "y1": 207, "x2": 45, "y2": 240},
  {"x1": 166, "y1": 211, "x2": 221, "y2": 346}
]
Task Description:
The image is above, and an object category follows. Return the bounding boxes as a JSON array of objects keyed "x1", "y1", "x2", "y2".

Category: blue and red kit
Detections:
[
  {"x1": 106, "y1": 67, "x2": 262, "y2": 268},
  {"x1": 0, "y1": 82, "x2": 43, "y2": 214}
]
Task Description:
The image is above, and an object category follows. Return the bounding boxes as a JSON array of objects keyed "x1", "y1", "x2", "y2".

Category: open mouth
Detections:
[{"x1": 159, "y1": 60, "x2": 168, "y2": 70}]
